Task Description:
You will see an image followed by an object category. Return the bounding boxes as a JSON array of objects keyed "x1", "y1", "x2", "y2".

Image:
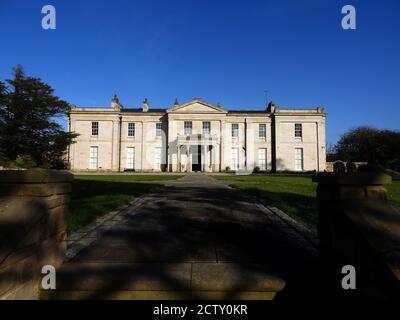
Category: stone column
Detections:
[
  {"x1": 0, "y1": 169, "x2": 73, "y2": 300},
  {"x1": 177, "y1": 144, "x2": 181, "y2": 172},
  {"x1": 188, "y1": 145, "x2": 192, "y2": 173}
]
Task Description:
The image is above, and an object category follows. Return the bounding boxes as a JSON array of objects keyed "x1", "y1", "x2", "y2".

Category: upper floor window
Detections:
[
  {"x1": 184, "y1": 121, "x2": 192, "y2": 135},
  {"x1": 202, "y1": 121, "x2": 210, "y2": 134},
  {"x1": 128, "y1": 123, "x2": 135, "y2": 137},
  {"x1": 259, "y1": 124, "x2": 266, "y2": 139},
  {"x1": 232, "y1": 123, "x2": 239, "y2": 138},
  {"x1": 295, "y1": 123, "x2": 302, "y2": 138},
  {"x1": 156, "y1": 122, "x2": 162, "y2": 137},
  {"x1": 91, "y1": 121, "x2": 99, "y2": 136}
]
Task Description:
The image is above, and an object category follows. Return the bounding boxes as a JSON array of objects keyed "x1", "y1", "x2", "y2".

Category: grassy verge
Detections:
[
  {"x1": 68, "y1": 175, "x2": 181, "y2": 233},
  {"x1": 213, "y1": 175, "x2": 400, "y2": 234}
]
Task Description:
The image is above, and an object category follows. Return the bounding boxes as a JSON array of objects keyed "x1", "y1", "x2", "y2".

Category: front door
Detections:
[{"x1": 192, "y1": 145, "x2": 201, "y2": 171}]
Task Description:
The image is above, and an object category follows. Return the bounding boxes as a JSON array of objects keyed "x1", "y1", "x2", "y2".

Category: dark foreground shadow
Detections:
[{"x1": 48, "y1": 183, "x2": 330, "y2": 300}]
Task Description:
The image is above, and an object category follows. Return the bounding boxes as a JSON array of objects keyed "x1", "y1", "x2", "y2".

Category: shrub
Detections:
[
  {"x1": 333, "y1": 161, "x2": 346, "y2": 173},
  {"x1": 253, "y1": 166, "x2": 260, "y2": 173},
  {"x1": 346, "y1": 161, "x2": 357, "y2": 173},
  {"x1": 388, "y1": 159, "x2": 400, "y2": 172},
  {"x1": 225, "y1": 166, "x2": 231, "y2": 172}
]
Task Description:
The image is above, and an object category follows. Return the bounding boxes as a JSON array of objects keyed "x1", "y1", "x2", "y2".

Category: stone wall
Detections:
[
  {"x1": 325, "y1": 161, "x2": 367, "y2": 172},
  {"x1": 313, "y1": 172, "x2": 400, "y2": 298},
  {"x1": 0, "y1": 169, "x2": 73, "y2": 300}
]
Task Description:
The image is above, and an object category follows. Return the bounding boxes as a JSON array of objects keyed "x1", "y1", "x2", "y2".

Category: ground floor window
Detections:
[
  {"x1": 154, "y1": 147, "x2": 161, "y2": 170},
  {"x1": 231, "y1": 147, "x2": 239, "y2": 170},
  {"x1": 126, "y1": 147, "x2": 135, "y2": 169},
  {"x1": 258, "y1": 148, "x2": 267, "y2": 170},
  {"x1": 294, "y1": 147, "x2": 304, "y2": 171},
  {"x1": 89, "y1": 146, "x2": 98, "y2": 169}
]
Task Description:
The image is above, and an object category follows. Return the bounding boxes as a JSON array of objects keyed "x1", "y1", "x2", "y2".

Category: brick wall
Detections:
[{"x1": 0, "y1": 169, "x2": 73, "y2": 300}]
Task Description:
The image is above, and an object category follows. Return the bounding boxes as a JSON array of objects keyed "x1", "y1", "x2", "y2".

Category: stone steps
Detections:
[{"x1": 41, "y1": 262, "x2": 285, "y2": 300}]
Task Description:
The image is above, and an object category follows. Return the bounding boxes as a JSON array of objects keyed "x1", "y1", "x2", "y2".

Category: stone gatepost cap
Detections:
[
  {"x1": 0, "y1": 169, "x2": 74, "y2": 184},
  {"x1": 312, "y1": 172, "x2": 392, "y2": 185}
]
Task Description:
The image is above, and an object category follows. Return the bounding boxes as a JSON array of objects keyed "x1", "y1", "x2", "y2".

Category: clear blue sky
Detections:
[{"x1": 1, "y1": 0, "x2": 399, "y2": 145}]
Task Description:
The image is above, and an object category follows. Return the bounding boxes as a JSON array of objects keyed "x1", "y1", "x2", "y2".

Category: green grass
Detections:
[
  {"x1": 68, "y1": 175, "x2": 181, "y2": 233},
  {"x1": 214, "y1": 175, "x2": 400, "y2": 234},
  {"x1": 387, "y1": 181, "x2": 400, "y2": 208}
]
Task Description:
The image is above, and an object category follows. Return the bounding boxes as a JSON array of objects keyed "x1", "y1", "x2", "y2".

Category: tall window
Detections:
[
  {"x1": 258, "y1": 148, "x2": 267, "y2": 170},
  {"x1": 232, "y1": 123, "x2": 239, "y2": 137},
  {"x1": 128, "y1": 123, "x2": 135, "y2": 137},
  {"x1": 202, "y1": 121, "x2": 210, "y2": 134},
  {"x1": 295, "y1": 123, "x2": 302, "y2": 138},
  {"x1": 126, "y1": 147, "x2": 135, "y2": 169},
  {"x1": 184, "y1": 121, "x2": 192, "y2": 135},
  {"x1": 294, "y1": 148, "x2": 304, "y2": 171},
  {"x1": 231, "y1": 147, "x2": 239, "y2": 170},
  {"x1": 154, "y1": 147, "x2": 161, "y2": 170},
  {"x1": 89, "y1": 146, "x2": 98, "y2": 169},
  {"x1": 259, "y1": 124, "x2": 266, "y2": 139},
  {"x1": 156, "y1": 122, "x2": 162, "y2": 137},
  {"x1": 91, "y1": 122, "x2": 99, "y2": 136}
]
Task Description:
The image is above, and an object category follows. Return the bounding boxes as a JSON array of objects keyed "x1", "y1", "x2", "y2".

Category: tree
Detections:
[
  {"x1": 335, "y1": 126, "x2": 400, "y2": 170},
  {"x1": 0, "y1": 65, "x2": 77, "y2": 168}
]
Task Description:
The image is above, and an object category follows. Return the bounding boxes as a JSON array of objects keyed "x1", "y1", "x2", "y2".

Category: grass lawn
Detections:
[
  {"x1": 213, "y1": 175, "x2": 400, "y2": 234},
  {"x1": 68, "y1": 175, "x2": 181, "y2": 233}
]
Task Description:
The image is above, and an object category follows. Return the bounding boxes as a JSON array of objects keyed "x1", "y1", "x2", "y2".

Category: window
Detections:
[
  {"x1": 202, "y1": 121, "x2": 211, "y2": 134},
  {"x1": 294, "y1": 148, "x2": 304, "y2": 171},
  {"x1": 126, "y1": 147, "x2": 135, "y2": 169},
  {"x1": 259, "y1": 124, "x2": 266, "y2": 139},
  {"x1": 258, "y1": 148, "x2": 267, "y2": 171},
  {"x1": 295, "y1": 123, "x2": 302, "y2": 138},
  {"x1": 128, "y1": 123, "x2": 135, "y2": 137},
  {"x1": 184, "y1": 121, "x2": 192, "y2": 135},
  {"x1": 89, "y1": 146, "x2": 98, "y2": 169},
  {"x1": 91, "y1": 122, "x2": 98, "y2": 136},
  {"x1": 156, "y1": 122, "x2": 162, "y2": 137},
  {"x1": 154, "y1": 147, "x2": 161, "y2": 170},
  {"x1": 232, "y1": 123, "x2": 239, "y2": 138},
  {"x1": 231, "y1": 147, "x2": 239, "y2": 170}
]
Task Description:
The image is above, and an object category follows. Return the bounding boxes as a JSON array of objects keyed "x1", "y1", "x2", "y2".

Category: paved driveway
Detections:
[{"x1": 45, "y1": 174, "x2": 322, "y2": 300}]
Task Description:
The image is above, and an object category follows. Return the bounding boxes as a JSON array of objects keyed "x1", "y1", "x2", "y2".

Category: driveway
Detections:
[{"x1": 44, "y1": 173, "x2": 322, "y2": 300}]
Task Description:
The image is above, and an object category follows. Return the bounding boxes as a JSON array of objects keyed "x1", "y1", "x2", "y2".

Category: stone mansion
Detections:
[{"x1": 68, "y1": 96, "x2": 326, "y2": 173}]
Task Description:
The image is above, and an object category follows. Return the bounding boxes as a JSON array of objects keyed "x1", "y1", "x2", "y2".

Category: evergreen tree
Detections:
[{"x1": 0, "y1": 65, "x2": 77, "y2": 168}]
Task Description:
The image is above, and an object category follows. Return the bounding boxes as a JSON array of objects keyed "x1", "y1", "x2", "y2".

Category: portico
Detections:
[{"x1": 176, "y1": 134, "x2": 219, "y2": 172}]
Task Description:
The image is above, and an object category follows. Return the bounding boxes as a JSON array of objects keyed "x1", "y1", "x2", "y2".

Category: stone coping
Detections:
[
  {"x1": 312, "y1": 172, "x2": 392, "y2": 185},
  {"x1": 0, "y1": 169, "x2": 73, "y2": 184}
]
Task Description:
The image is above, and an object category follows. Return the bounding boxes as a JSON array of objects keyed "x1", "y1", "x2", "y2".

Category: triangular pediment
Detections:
[{"x1": 167, "y1": 99, "x2": 226, "y2": 113}]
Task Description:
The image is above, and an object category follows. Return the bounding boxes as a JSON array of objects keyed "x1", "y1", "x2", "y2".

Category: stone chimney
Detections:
[
  {"x1": 266, "y1": 101, "x2": 277, "y2": 113},
  {"x1": 142, "y1": 98, "x2": 149, "y2": 112},
  {"x1": 111, "y1": 94, "x2": 121, "y2": 111}
]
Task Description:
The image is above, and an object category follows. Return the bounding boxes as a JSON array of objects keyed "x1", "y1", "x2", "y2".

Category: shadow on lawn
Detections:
[
  {"x1": 234, "y1": 186, "x2": 318, "y2": 233},
  {"x1": 68, "y1": 179, "x2": 159, "y2": 233}
]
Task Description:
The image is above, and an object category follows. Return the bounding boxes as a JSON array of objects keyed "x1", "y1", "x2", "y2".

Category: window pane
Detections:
[
  {"x1": 232, "y1": 123, "x2": 239, "y2": 137},
  {"x1": 259, "y1": 124, "x2": 266, "y2": 138},
  {"x1": 202, "y1": 121, "x2": 210, "y2": 134},
  {"x1": 156, "y1": 122, "x2": 162, "y2": 136},
  {"x1": 294, "y1": 148, "x2": 303, "y2": 171},
  {"x1": 231, "y1": 147, "x2": 239, "y2": 170},
  {"x1": 295, "y1": 123, "x2": 302, "y2": 138},
  {"x1": 128, "y1": 123, "x2": 135, "y2": 137},
  {"x1": 184, "y1": 121, "x2": 192, "y2": 135},
  {"x1": 91, "y1": 122, "x2": 98, "y2": 136},
  {"x1": 154, "y1": 147, "x2": 161, "y2": 169},
  {"x1": 126, "y1": 147, "x2": 135, "y2": 169},
  {"x1": 89, "y1": 146, "x2": 98, "y2": 169}
]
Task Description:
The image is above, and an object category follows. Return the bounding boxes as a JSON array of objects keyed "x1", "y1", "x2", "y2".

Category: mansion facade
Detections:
[{"x1": 68, "y1": 96, "x2": 326, "y2": 173}]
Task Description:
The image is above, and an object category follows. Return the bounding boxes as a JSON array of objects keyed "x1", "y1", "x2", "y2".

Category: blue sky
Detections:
[{"x1": 0, "y1": 0, "x2": 399, "y2": 145}]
